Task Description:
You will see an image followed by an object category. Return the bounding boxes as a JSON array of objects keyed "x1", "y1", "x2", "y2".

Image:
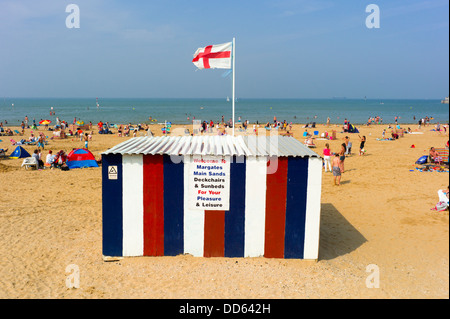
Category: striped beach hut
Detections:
[{"x1": 102, "y1": 135, "x2": 322, "y2": 260}]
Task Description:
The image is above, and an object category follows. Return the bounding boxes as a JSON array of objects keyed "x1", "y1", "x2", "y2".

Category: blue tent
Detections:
[
  {"x1": 348, "y1": 124, "x2": 360, "y2": 133},
  {"x1": 9, "y1": 146, "x2": 31, "y2": 159}
]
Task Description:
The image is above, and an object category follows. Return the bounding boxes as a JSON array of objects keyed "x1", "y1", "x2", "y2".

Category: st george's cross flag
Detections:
[{"x1": 192, "y1": 42, "x2": 232, "y2": 69}]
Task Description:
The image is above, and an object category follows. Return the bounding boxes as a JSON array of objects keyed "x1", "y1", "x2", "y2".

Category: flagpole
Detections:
[{"x1": 232, "y1": 37, "x2": 236, "y2": 137}]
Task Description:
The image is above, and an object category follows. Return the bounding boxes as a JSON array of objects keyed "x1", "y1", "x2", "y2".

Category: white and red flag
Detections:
[{"x1": 192, "y1": 42, "x2": 232, "y2": 70}]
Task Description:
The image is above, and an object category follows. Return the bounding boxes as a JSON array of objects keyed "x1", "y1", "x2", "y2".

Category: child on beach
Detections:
[
  {"x1": 339, "y1": 143, "x2": 346, "y2": 173},
  {"x1": 323, "y1": 143, "x2": 332, "y2": 172},
  {"x1": 332, "y1": 153, "x2": 341, "y2": 186},
  {"x1": 359, "y1": 135, "x2": 366, "y2": 156},
  {"x1": 37, "y1": 135, "x2": 45, "y2": 150},
  {"x1": 343, "y1": 136, "x2": 352, "y2": 155},
  {"x1": 83, "y1": 133, "x2": 89, "y2": 149}
]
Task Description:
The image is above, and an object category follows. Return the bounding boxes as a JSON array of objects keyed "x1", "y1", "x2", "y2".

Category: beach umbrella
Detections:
[
  {"x1": 77, "y1": 120, "x2": 84, "y2": 125},
  {"x1": 39, "y1": 120, "x2": 52, "y2": 125}
]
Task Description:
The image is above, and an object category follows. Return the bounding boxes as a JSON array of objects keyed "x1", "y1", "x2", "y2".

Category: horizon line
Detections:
[{"x1": 1, "y1": 96, "x2": 447, "y2": 101}]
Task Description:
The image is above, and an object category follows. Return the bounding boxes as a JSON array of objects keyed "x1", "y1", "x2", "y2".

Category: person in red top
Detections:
[{"x1": 323, "y1": 143, "x2": 332, "y2": 172}]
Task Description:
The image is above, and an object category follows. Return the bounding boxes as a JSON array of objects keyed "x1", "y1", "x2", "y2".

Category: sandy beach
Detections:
[{"x1": 0, "y1": 122, "x2": 448, "y2": 299}]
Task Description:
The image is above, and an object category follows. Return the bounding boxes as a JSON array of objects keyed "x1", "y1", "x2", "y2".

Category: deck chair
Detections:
[
  {"x1": 14, "y1": 130, "x2": 23, "y2": 136},
  {"x1": 435, "y1": 148, "x2": 449, "y2": 166},
  {"x1": 21, "y1": 157, "x2": 39, "y2": 170}
]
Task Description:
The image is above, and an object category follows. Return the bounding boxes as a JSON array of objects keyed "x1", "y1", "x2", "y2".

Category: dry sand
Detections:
[{"x1": 0, "y1": 122, "x2": 448, "y2": 299}]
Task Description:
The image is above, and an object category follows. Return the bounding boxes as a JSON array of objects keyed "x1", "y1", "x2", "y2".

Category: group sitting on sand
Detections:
[{"x1": 28, "y1": 148, "x2": 72, "y2": 170}]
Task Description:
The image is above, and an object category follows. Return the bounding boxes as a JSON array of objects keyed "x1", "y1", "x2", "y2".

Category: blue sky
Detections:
[{"x1": 0, "y1": 0, "x2": 448, "y2": 99}]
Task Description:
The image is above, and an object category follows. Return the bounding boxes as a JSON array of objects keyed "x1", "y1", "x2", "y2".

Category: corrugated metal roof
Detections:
[{"x1": 102, "y1": 135, "x2": 320, "y2": 158}]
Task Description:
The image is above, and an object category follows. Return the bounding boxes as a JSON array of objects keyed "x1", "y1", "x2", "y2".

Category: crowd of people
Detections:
[{"x1": 321, "y1": 120, "x2": 369, "y2": 186}]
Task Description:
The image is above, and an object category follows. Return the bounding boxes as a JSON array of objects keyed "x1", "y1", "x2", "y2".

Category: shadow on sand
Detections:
[{"x1": 318, "y1": 203, "x2": 367, "y2": 261}]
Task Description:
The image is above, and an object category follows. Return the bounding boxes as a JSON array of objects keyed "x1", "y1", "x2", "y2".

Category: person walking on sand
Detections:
[
  {"x1": 343, "y1": 136, "x2": 352, "y2": 155},
  {"x1": 339, "y1": 143, "x2": 346, "y2": 173},
  {"x1": 83, "y1": 133, "x2": 89, "y2": 149},
  {"x1": 332, "y1": 153, "x2": 342, "y2": 186},
  {"x1": 323, "y1": 143, "x2": 332, "y2": 172},
  {"x1": 37, "y1": 134, "x2": 45, "y2": 150},
  {"x1": 359, "y1": 135, "x2": 366, "y2": 156}
]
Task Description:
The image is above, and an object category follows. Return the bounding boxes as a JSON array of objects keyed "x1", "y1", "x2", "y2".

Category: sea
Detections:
[{"x1": 0, "y1": 97, "x2": 448, "y2": 127}]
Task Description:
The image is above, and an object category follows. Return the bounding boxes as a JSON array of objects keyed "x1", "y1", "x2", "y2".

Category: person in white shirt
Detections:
[{"x1": 46, "y1": 150, "x2": 55, "y2": 167}]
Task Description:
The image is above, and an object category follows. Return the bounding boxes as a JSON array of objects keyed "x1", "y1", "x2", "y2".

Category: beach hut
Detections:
[
  {"x1": 101, "y1": 135, "x2": 323, "y2": 260},
  {"x1": 66, "y1": 148, "x2": 99, "y2": 169},
  {"x1": 9, "y1": 146, "x2": 31, "y2": 159}
]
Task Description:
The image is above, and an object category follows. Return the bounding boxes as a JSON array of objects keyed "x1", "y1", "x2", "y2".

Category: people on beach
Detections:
[
  {"x1": 304, "y1": 136, "x2": 315, "y2": 147},
  {"x1": 359, "y1": 135, "x2": 366, "y2": 156},
  {"x1": 32, "y1": 149, "x2": 44, "y2": 168},
  {"x1": 429, "y1": 147, "x2": 439, "y2": 163},
  {"x1": 343, "y1": 136, "x2": 352, "y2": 155},
  {"x1": 339, "y1": 143, "x2": 346, "y2": 173},
  {"x1": 37, "y1": 134, "x2": 45, "y2": 150},
  {"x1": 46, "y1": 150, "x2": 55, "y2": 167},
  {"x1": 432, "y1": 185, "x2": 449, "y2": 212},
  {"x1": 323, "y1": 143, "x2": 332, "y2": 172},
  {"x1": 332, "y1": 153, "x2": 342, "y2": 186},
  {"x1": 303, "y1": 129, "x2": 310, "y2": 137},
  {"x1": 84, "y1": 133, "x2": 89, "y2": 149}
]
